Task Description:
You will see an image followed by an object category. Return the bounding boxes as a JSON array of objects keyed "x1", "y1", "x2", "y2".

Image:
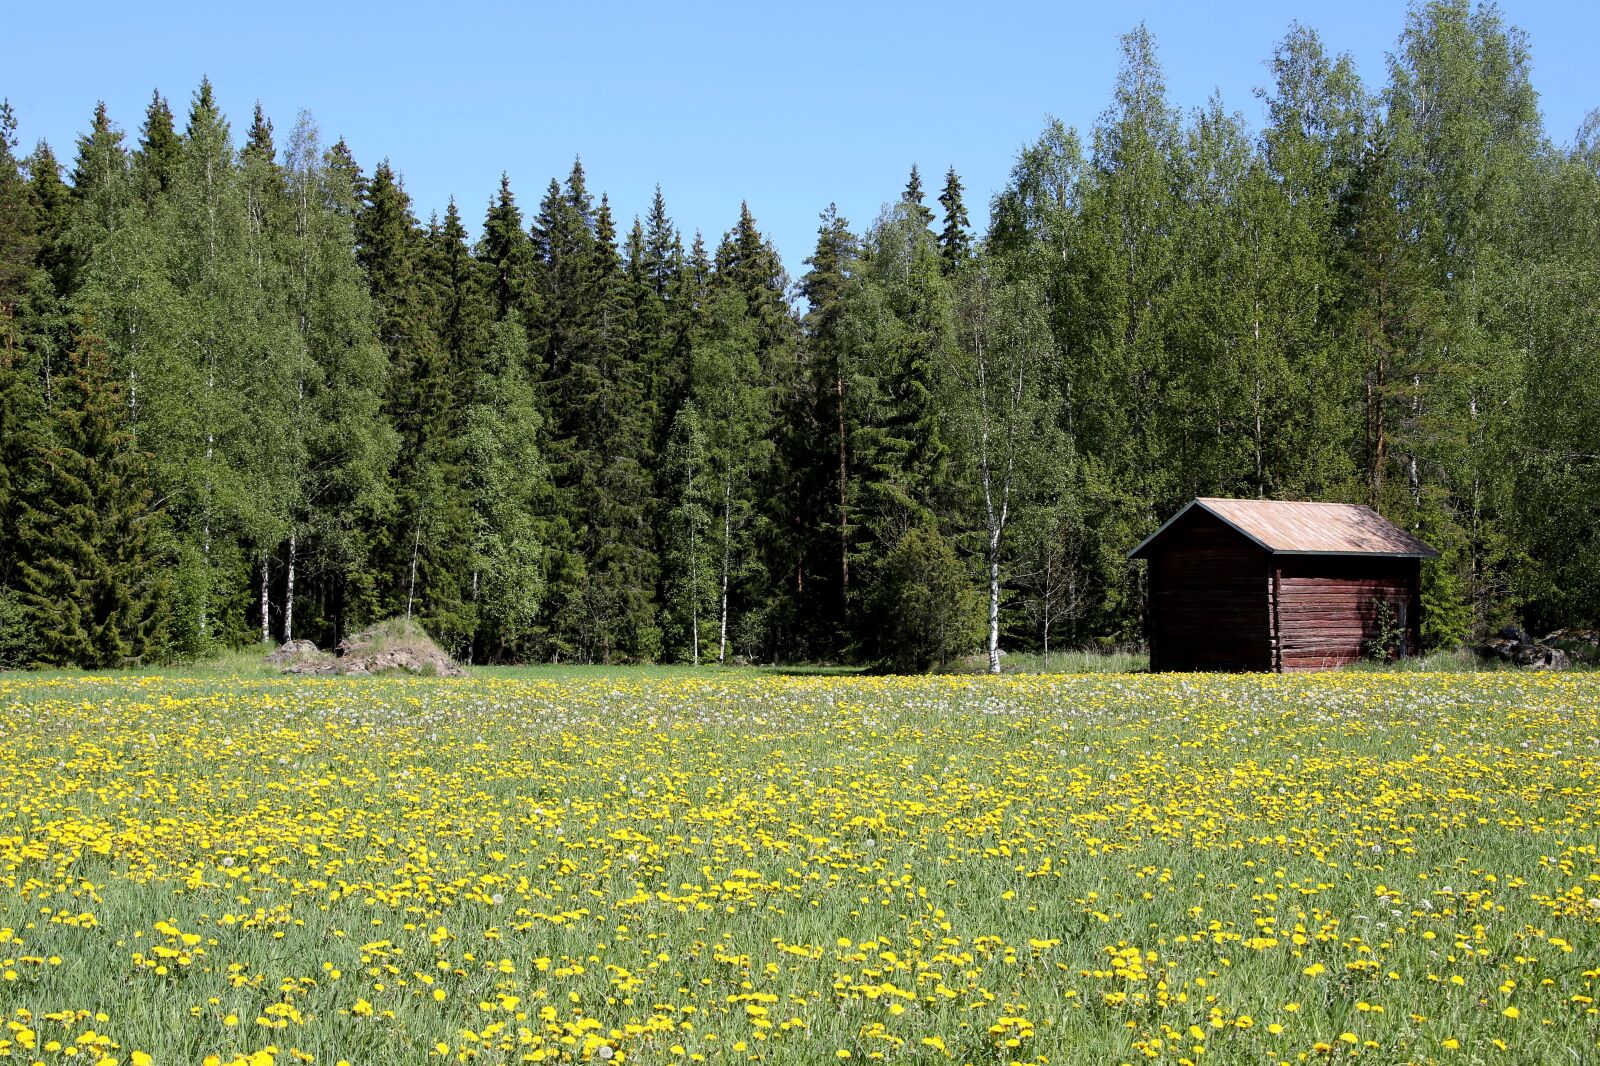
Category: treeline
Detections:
[{"x1": 2, "y1": 2, "x2": 1598, "y2": 670}]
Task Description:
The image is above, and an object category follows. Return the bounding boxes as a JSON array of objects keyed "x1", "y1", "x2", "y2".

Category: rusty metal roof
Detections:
[{"x1": 1128, "y1": 498, "x2": 1439, "y2": 559}]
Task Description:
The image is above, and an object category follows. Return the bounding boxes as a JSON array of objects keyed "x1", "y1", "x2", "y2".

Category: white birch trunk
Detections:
[
  {"x1": 1042, "y1": 550, "x2": 1053, "y2": 670},
  {"x1": 285, "y1": 534, "x2": 296, "y2": 643},
  {"x1": 987, "y1": 527, "x2": 1002, "y2": 675},
  {"x1": 467, "y1": 570, "x2": 478, "y2": 666},
  {"x1": 718, "y1": 468, "x2": 732, "y2": 665},
  {"x1": 259, "y1": 553, "x2": 271, "y2": 644},
  {"x1": 407, "y1": 517, "x2": 422, "y2": 621}
]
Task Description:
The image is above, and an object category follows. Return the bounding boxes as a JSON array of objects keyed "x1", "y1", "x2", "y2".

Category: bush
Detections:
[{"x1": 863, "y1": 527, "x2": 984, "y2": 673}]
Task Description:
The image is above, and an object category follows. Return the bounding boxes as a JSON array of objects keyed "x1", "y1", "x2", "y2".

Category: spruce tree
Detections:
[
  {"x1": 902, "y1": 164, "x2": 934, "y2": 228},
  {"x1": 0, "y1": 101, "x2": 37, "y2": 314},
  {"x1": 430, "y1": 198, "x2": 491, "y2": 389},
  {"x1": 476, "y1": 174, "x2": 538, "y2": 327},
  {"x1": 359, "y1": 159, "x2": 471, "y2": 643},
  {"x1": 135, "y1": 90, "x2": 182, "y2": 207},
  {"x1": 936, "y1": 166, "x2": 971, "y2": 271},
  {"x1": 63, "y1": 102, "x2": 131, "y2": 295},
  {"x1": 16, "y1": 334, "x2": 171, "y2": 666},
  {"x1": 25, "y1": 140, "x2": 73, "y2": 290},
  {"x1": 0, "y1": 99, "x2": 41, "y2": 612},
  {"x1": 797, "y1": 204, "x2": 858, "y2": 645}
]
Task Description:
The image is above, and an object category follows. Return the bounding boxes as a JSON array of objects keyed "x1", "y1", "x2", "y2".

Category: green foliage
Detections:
[
  {"x1": 1364, "y1": 598, "x2": 1404, "y2": 662},
  {"x1": 863, "y1": 525, "x2": 982, "y2": 673},
  {"x1": 462, "y1": 320, "x2": 548, "y2": 659},
  {"x1": 0, "y1": 587, "x2": 36, "y2": 669},
  {"x1": 15, "y1": 334, "x2": 171, "y2": 666},
  {"x1": 658, "y1": 401, "x2": 716, "y2": 663},
  {"x1": 1419, "y1": 504, "x2": 1473, "y2": 651}
]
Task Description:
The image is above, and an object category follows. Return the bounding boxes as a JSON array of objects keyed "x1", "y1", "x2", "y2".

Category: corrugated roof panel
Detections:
[{"x1": 1128, "y1": 498, "x2": 1439, "y2": 559}]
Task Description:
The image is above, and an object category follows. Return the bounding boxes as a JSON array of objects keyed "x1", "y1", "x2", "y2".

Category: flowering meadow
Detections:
[{"x1": 0, "y1": 672, "x2": 1595, "y2": 1065}]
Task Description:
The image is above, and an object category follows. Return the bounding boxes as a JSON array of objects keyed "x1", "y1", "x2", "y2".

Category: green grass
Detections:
[
  {"x1": 945, "y1": 648, "x2": 1149, "y2": 674},
  {"x1": 0, "y1": 669, "x2": 1593, "y2": 1065}
]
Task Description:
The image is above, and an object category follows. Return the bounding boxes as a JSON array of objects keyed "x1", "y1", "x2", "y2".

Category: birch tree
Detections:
[
  {"x1": 947, "y1": 259, "x2": 1062, "y2": 674},
  {"x1": 660, "y1": 400, "x2": 716, "y2": 663}
]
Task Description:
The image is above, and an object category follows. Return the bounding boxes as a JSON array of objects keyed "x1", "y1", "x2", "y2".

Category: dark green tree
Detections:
[
  {"x1": 359, "y1": 159, "x2": 471, "y2": 642},
  {"x1": 902, "y1": 164, "x2": 934, "y2": 229},
  {"x1": 936, "y1": 166, "x2": 970, "y2": 271},
  {"x1": 134, "y1": 90, "x2": 182, "y2": 207},
  {"x1": 477, "y1": 174, "x2": 538, "y2": 327},
  {"x1": 15, "y1": 334, "x2": 171, "y2": 666}
]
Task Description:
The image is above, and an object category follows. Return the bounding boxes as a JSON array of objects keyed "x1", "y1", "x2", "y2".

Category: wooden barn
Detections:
[{"x1": 1128, "y1": 498, "x2": 1437, "y2": 672}]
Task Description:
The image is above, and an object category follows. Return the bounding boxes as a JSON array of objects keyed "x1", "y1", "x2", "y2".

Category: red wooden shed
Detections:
[{"x1": 1128, "y1": 498, "x2": 1438, "y2": 672}]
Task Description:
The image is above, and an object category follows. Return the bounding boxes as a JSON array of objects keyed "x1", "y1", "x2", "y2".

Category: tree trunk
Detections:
[
  {"x1": 988, "y1": 527, "x2": 1002, "y2": 675},
  {"x1": 718, "y1": 472, "x2": 731, "y2": 665},
  {"x1": 837, "y1": 371, "x2": 849, "y2": 614},
  {"x1": 285, "y1": 534, "x2": 296, "y2": 643},
  {"x1": 467, "y1": 569, "x2": 478, "y2": 665},
  {"x1": 259, "y1": 552, "x2": 271, "y2": 644},
  {"x1": 406, "y1": 517, "x2": 422, "y2": 621},
  {"x1": 1042, "y1": 549, "x2": 1053, "y2": 671}
]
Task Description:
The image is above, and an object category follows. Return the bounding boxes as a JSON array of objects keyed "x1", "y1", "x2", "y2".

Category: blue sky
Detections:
[{"x1": 8, "y1": 1, "x2": 1598, "y2": 278}]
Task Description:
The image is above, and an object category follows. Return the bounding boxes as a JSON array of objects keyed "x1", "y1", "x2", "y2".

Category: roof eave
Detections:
[
  {"x1": 1268, "y1": 548, "x2": 1439, "y2": 559},
  {"x1": 1128, "y1": 497, "x2": 1440, "y2": 560},
  {"x1": 1127, "y1": 498, "x2": 1275, "y2": 559}
]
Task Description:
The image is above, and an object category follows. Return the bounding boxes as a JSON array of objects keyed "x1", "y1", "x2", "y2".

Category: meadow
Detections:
[{"x1": 0, "y1": 670, "x2": 1594, "y2": 1065}]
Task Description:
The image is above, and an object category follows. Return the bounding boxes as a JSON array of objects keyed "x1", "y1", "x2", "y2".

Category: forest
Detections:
[{"x1": 1, "y1": 0, "x2": 1597, "y2": 670}]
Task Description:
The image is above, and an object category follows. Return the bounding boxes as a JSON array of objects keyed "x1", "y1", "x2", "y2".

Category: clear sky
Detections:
[{"x1": 8, "y1": 1, "x2": 1598, "y2": 278}]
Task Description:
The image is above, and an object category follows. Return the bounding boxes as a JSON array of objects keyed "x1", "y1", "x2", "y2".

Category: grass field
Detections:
[{"x1": 0, "y1": 670, "x2": 1595, "y2": 1065}]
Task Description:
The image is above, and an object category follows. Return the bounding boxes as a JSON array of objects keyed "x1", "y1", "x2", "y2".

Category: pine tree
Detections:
[{"x1": 16, "y1": 334, "x2": 170, "y2": 666}]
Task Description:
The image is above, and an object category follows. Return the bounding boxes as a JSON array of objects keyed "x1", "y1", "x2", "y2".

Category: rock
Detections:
[
  {"x1": 1499, "y1": 623, "x2": 1531, "y2": 644},
  {"x1": 265, "y1": 639, "x2": 328, "y2": 668},
  {"x1": 1543, "y1": 628, "x2": 1600, "y2": 665},
  {"x1": 1478, "y1": 636, "x2": 1569, "y2": 670},
  {"x1": 1512, "y1": 644, "x2": 1568, "y2": 670},
  {"x1": 281, "y1": 618, "x2": 465, "y2": 677}
]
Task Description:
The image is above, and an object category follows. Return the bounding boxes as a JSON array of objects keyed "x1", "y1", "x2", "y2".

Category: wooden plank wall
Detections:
[
  {"x1": 1148, "y1": 511, "x2": 1271, "y2": 671},
  {"x1": 1274, "y1": 556, "x2": 1423, "y2": 670}
]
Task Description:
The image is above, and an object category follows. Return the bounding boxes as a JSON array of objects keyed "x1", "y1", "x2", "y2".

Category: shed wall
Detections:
[
  {"x1": 1273, "y1": 556, "x2": 1423, "y2": 670},
  {"x1": 1148, "y1": 511, "x2": 1271, "y2": 672}
]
